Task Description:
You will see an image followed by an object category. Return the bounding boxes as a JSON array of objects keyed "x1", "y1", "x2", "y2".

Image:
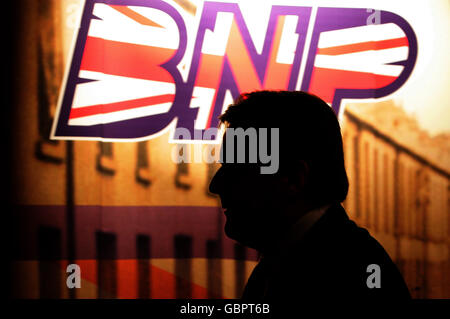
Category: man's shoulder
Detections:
[
  {"x1": 281, "y1": 204, "x2": 400, "y2": 281},
  {"x1": 269, "y1": 204, "x2": 411, "y2": 299},
  {"x1": 306, "y1": 204, "x2": 393, "y2": 261}
]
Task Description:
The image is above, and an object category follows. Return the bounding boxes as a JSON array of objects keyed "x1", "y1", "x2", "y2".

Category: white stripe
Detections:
[
  {"x1": 318, "y1": 23, "x2": 406, "y2": 48},
  {"x1": 73, "y1": 71, "x2": 175, "y2": 108},
  {"x1": 130, "y1": 5, "x2": 180, "y2": 29},
  {"x1": 276, "y1": 15, "x2": 299, "y2": 64},
  {"x1": 88, "y1": 3, "x2": 179, "y2": 49},
  {"x1": 202, "y1": 12, "x2": 234, "y2": 56},
  {"x1": 68, "y1": 102, "x2": 172, "y2": 126},
  {"x1": 314, "y1": 47, "x2": 408, "y2": 77},
  {"x1": 295, "y1": 5, "x2": 318, "y2": 90}
]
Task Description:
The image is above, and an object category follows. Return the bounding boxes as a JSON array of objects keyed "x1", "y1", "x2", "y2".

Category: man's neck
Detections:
[{"x1": 260, "y1": 203, "x2": 331, "y2": 256}]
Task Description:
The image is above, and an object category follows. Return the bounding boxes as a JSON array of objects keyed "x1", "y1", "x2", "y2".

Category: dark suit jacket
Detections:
[{"x1": 242, "y1": 203, "x2": 411, "y2": 300}]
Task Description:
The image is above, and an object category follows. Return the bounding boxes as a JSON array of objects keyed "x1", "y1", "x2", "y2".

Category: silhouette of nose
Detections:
[{"x1": 209, "y1": 166, "x2": 223, "y2": 195}]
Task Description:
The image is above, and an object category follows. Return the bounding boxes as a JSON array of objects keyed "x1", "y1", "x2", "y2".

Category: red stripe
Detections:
[
  {"x1": 69, "y1": 94, "x2": 175, "y2": 119},
  {"x1": 309, "y1": 67, "x2": 397, "y2": 103},
  {"x1": 72, "y1": 259, "x2": 222, "y2": 298},
  {"x1": 80, "y1": 37, "x2": 176, "y2": 83},
  {"x1": 317, "y1": 37, "x2": 408, "y2": 56},
  {"x1": 109, "y1": 5, "x2": 163, "y2": 27},
  {"x1": 81, "y1": 37, "x2": 227, "y2": 91}
]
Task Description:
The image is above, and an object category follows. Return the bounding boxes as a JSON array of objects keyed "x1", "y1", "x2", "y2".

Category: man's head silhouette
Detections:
[{"x1": 209, "y1": 90, "x2": 349, "y2": 252}]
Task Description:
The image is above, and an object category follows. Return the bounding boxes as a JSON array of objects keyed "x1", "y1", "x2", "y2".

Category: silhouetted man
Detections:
[{"x1": 209, "y1": 91, "x2": 411, "y2": 300}]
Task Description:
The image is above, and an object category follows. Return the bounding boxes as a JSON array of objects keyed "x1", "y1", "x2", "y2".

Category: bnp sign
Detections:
[{"x1": 52, "y1": 0, "x2": 417, "y2": 143}]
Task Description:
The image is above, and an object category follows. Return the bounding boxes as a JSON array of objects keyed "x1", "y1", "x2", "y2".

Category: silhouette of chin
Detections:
[{"x1": 224, "y1": 209, "x2": 260, "y2": 249}]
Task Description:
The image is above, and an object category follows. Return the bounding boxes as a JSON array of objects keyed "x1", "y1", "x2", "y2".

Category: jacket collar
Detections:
[{"x1": 262, "y1": 202, "x2": 349, "y2": 261}]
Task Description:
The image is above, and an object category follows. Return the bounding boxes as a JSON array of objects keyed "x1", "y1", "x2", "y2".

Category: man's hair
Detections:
[{"x1": 219, "y1": 90, "x2": 349, "y2": 206}]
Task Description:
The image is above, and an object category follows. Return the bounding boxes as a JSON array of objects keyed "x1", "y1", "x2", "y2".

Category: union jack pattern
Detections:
[
  {"x1": 309, "y1": 23, "x2": 410, "y2": 105},
  {"x1": 69, "y1": 4, "x2": 178, "y2": 126},
  {"x1": 52, "y1": 1, "x2": 418, "y2": 141}
]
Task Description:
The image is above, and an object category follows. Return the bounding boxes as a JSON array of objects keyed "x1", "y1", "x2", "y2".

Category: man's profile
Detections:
[{"x1": 209, "y1": 90, "x2": 411, "y2": 300}]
